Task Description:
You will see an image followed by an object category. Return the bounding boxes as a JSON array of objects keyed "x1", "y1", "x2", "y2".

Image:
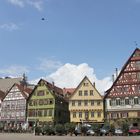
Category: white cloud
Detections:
[
  {"x1": 8, "y1": 0, "x2": 43, "y2": 11},
  {"x1": 0, "y1": 65, "x2": 29, "y2": 76},
  {"x1": 8, "y1": 0, "x2": 24, "y2": 7},
  {"x1": 0, "y1": 23, "x2": 19, "y2": 31},
  {"x1": 27, "y1": 0, "x2": 43, "y2": 11},
  {"x1": 30, "y1": 63, "x2": 112, "y2": 95},
  {"x1": 38, "y1": 58, "x2": 63, "y2": 72}
]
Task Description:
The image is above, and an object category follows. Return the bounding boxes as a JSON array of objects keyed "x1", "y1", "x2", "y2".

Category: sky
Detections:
[{"x1": 0, "y1": 0, "x2": 140, "y2": 94}]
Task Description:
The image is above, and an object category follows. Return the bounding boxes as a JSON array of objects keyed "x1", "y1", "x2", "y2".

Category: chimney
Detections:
[
  {"x1": 93, "y1": 82, "x2": 95, "y2": 87},
  {"x1": 112, "y1": 74, "x2": 115, "y2": 82},
  {"x1": 115, "y1": 68, "x2": 118, "y2": 78},
  {"x1": 52, "y1": 81, "x2": 55, "y2": 87}
]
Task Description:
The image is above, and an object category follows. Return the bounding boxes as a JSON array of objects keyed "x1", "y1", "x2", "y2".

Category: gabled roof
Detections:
[
  {"x1": 105, "y1": 48, "x2": 140, "y2": 98},
  {"x1": 69, "y1": 76, "x2": 102, "y2": 99},
  {"x1": 0, "y1": 77, "x2": 23, "y2": 92},
  {"x1": 3, "y1": 83, "x2": 32, "y2": 100},
  {"x1": 63, "y1": 88, "x2": 75, "y2": 95},
  {"x1": 0, "y1": 90, "x2": 5, "y2": 100},
  {"x1": 28, "y1": 79, "x2": 64, "y2": 101}
]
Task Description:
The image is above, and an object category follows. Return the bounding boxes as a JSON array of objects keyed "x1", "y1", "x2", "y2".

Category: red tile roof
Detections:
[{"x1": 63, "y1": 88, "x2": 75, "y2": 95}]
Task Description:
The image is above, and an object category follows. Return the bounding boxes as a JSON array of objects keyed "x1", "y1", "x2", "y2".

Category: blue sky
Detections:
[{"x1": 0, "y1": 0, "x2": 140, "y2": 93}]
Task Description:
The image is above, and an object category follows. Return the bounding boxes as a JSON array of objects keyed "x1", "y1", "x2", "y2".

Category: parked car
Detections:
[
  {"x1": 114, "y1": 128, "x2": 123, "y2": 136},
  {"x1": 128, "y1": 127, "x2": 140, "y2": 136},
  {"x1": 86, "y1": 129, "x2": 95, "y2": 136},
  {"x1": 100, "y1": 125, "x2": 110, "y2": 136}
]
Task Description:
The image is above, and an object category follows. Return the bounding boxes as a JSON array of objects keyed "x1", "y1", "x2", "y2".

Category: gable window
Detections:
[
  {"x1": 37, "y1": 90, "x2": 45, "y2": 96},
  {"x1": 90, "y1": 90, "x2": 94, "y2": 96},
  {"x1": 79, "y1": 90, "x2": 82, "y2": 96},
  {"x1": 84, "y1": 90, "x2": 88, "y2": 96},
  {"x1": 83, "y1": 83, "x2": 88, "y2": 86}
]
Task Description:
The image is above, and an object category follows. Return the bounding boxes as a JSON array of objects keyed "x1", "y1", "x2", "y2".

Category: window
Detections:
[
  {"x1": 120, "y1": 99, "x2": 125, "y2": 106},
  {"x1": 72, "y1": 101, "x2": 75, "y2": 106},
  {"x1": 48, "y1": 109, "x2": 53, "y2": 116},
  {"x1": 85, "y1": 111, "x2": 89, "y2": 120},
  {"x1": 79, "y1": 112, "x2": 82, "y2": 118},
  {"x1": 134, "y1": 97, "x2": 139, "y2": 104},
  {"x1": 44, "y1": 110, "x2": 48, "y2": 116},
  {"x1": 97, "y1": 112, "x2": 101, "y2": 117},
  {"x1": 91, "y1": 100, "x2": 94, "y2": 106},
  {"x1": 109, "y1": 100, "x2": 112, "y2": 106},
  {"x1": 91, "y1": 111, "x2": 94, "y2": 118},
  {"x1": 37, "y1": 90, "x2": 45, "y2": 96},
  {"x1": 39, "y1": 99, "x2": 44, "y2": 105},
  {"x1": 84, "y1": 100, "x2": 88, "y2": 106},
  {"x1": 73, "y1": 112, "x2": 76, "y2": 118},
  {"x1": 79, "y1": 90, "x2": 82, "y2": 96},
  {"x1": 78, "y1": 100, "x2": 81, "y2": 106},
  {"x1": 97, "y1": 101, "x2": 101, "y2": 106},
  {"x1": 90, "y1": 90, "x2": 93, "y2": 96},
  {"x1": 129, "y1": 98, "x2": 134, "y2": 105},
  {"x1": 84, "y1": 90, "x2": 88, "y2": 96},
  {"x1": 38, "y1": 110, "x2": 43, "y2": 117},
  {"x1": 83, "y1": 83, "x2": 88, "y2": 86},
  {"x1": 116, "y1": 98, "x2": 120, "y2": 106},
  {"x1": 44, "y1": 99, "x2": 48, "y2": 105},
  {"x1": 125, "y1": 98, "x2": 129, "y2": 105}
]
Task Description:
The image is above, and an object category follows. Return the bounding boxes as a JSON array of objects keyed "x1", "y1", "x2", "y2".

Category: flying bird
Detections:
[{"x1": 41, "y1": 18, "x2": 45, "y2": 21}]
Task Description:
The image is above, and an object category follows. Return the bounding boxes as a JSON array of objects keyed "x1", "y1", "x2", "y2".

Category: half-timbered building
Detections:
[
  {"x1": 1, "y1": 83, "x2": 32, "y2": 124},
  {"x1": 105, "y1": 48, "x2": 140, "y2": 125}
]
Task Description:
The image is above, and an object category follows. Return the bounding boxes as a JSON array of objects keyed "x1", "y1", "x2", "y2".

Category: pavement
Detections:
[{"x1": 0, "y1": 133, "x2": 139, "y2": 140}]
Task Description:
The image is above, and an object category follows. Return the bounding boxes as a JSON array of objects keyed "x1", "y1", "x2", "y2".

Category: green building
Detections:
[{"x1": 27, "y1": 79, "x2": 69, "y2": 126}]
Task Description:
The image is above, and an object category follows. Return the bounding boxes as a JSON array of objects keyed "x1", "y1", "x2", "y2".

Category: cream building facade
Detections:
[{"x1": 69, "y1": 76, "x2": 104, "y2": 123}]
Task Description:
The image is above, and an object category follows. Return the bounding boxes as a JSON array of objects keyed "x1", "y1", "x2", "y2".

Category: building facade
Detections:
[
  {"x1": 27, "y1": 79, "x2": 69, "y2": 126},
  {"x1": 69, "y1": 76, "x2": 104, "y2": 123},
  {"x1": 105, "y1": 48, "x2": 140, "y2": 125},
  {"x1": 1, "y1": 83, "x2": 32, "y2": 124}
]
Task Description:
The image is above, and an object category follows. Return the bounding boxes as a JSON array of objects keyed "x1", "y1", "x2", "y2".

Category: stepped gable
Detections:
[{"x1": 105, "y1": 48, "x2": 140, "y2": 98}]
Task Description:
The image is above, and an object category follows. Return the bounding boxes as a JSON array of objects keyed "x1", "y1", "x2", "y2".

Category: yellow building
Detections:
[{"x1": 69, "y1": 76, "x2": 104, "y2": 123}]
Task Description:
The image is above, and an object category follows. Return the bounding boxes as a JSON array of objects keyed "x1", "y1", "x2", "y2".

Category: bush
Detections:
[
  {"x1": 42, "y1": 124, "x2": 55, "y2": 135},
  {"x1": 55, "y1": 124, "x2": 65, "y2": 135},
  {"x1": 64, "y1": 122, "x2": 76, "y2": 135},
  {"x1": 35, "y1": 126, "x2": 42, "y2": 135}
]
